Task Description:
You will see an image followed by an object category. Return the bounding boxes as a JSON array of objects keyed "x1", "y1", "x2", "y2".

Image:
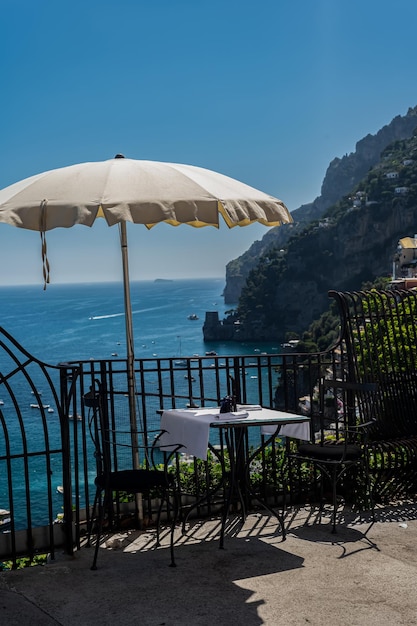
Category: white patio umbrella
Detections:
[{"x1": 0, "y1": 155, "x2": 292, "y2": 450}]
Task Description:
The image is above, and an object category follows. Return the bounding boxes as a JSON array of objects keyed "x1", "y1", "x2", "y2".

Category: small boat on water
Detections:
[
  {"x1": 187, "y1": 313, "x2": 199, "y2": 320},
  {"x1": 281, "y1": 339, "x2": 300, "y2": 350},
  {"x1": 0, "y1": 508, "x2": 11, "y2": 528},
  {"x1": 30, "y1": 403, "x2": 51, "y2": 409},
  {"x1": 69, "y1": 414, "x2": 82, "y2": 421}
]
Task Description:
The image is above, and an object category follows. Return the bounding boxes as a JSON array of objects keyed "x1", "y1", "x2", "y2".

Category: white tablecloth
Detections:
[
  {"x1": 261, "y1": 421, "x2": 310, "y2": 441},
  {"x1": 159, "y1": 407, "x2": 310, "y2": 460},
  {"x1": 159, "y1": 409, "x2": 218, "y2": 460}
]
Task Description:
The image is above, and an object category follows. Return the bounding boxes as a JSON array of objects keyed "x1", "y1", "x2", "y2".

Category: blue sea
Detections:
[
  {"x1": 0, "y1": 278, "x2": 279, "y2": 364},
  {"x1": 0, "y1": 278, "x2": 281, "y2": 529}
]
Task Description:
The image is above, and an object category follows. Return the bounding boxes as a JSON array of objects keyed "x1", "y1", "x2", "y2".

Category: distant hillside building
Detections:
[
  {"x1": 393, "y1": 235, "x2": 417, "y2": 278},
  {"x1": 389, "y1": 236, "x2": 417, "y2": 290}
]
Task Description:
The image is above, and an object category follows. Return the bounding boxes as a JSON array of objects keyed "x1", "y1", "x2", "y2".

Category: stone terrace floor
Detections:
[{"x1": 1, "y1": 502, "x2": 417, "y2": 625}]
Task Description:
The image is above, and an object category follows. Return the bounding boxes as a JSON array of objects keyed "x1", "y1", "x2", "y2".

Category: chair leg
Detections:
[
  {"x1": 154, "y1": 488, "x2": 177, "y2": 567},
  {"x1": 169, "y1": 490, "x2": 179, "y2": 568},
  {"x1": 331, "y1": 466, "x2": 338, "y2": 534},
  {"x1": 86, "y1": 491, "x2": 99, "y2": 548},
  {"x1": 91, "y1": 489, "x2": 105, "y2": 571},
  {"x1": 155, "y1": 495, "x2": 165, "y2": 547},
  {"x1": 364, "y1": 456, "x2": 376, "y2": 523}
]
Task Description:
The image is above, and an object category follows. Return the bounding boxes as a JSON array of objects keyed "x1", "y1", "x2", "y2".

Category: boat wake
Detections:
[
  {"x1": 89, "y1": 305, "x2": 170, "y2": 320},
  {"x1": 89, "y1": 312, "x2": 124, "y2": 320}
]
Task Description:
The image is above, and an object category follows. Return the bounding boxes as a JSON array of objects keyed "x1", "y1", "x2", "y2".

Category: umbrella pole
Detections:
[{"x1": 120, "y1": 222, "x2": 144, "y2": 522}]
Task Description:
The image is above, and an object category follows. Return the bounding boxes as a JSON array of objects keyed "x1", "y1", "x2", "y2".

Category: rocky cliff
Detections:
[
  {"x1": 223, "y1": 105, "x2": 417, "y2": 304},
  {"x1": 264, "y1": 198, "x2": 417, "y2": 337},
  {"x1": 213, "y1": 107, "x2": 417, "y2": 342}
]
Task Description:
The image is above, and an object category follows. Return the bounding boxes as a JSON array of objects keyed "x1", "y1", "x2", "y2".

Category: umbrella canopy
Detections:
[
  {"x1": 0, "y1": 155, "x2": 292, "y2": 467},
  {"x1": 0, "y1": 156, "x2": 291, "y2": 230}
]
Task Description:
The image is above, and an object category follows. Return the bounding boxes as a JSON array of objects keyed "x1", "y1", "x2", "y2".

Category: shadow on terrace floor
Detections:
[{"x1": 2, "y1": 504, "x2": 417, "y2": 625}]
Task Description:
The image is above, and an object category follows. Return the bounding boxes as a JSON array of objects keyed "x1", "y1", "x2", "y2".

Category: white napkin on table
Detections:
[
  {"x1": 216, "y1": 411, "x2": 249, "y2": 420},
  {"x1": 236, "y1": 404, "x2": 262, "y2": 411}
]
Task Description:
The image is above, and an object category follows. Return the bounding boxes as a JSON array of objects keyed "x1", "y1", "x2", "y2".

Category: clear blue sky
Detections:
[{"x1": 2, "y1": 0, "x2": 417, "y2": 285}]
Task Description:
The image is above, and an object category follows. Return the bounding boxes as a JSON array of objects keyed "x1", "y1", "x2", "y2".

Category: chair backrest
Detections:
[
  {"x1": 84, "y1": 379, "x2": 161, "y2": 477},
  {"x1": 329, "y1": 289, "x2": 417, "y2": 441},
  {"x1": 84, "y1": 381, "x2": 107, "y2": 476},
  {"x1": 318, "y1": 378, "x2": 379, "y2": 446}
]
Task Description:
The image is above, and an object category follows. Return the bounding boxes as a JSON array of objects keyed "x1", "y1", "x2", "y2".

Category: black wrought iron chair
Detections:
[
  {"x1": 289, "y1": 379, "x2": 379, "y2": 532},
  {"x1": 85, "y1": 381, "x2": 181, "y2": 570}
]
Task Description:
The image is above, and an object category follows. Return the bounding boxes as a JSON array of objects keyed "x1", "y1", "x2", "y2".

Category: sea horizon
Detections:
[{"x1": 0, "y1": 275, "x2": 225, "y2": 288}]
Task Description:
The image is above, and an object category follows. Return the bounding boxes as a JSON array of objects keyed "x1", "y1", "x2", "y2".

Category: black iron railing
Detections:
[
  {"x1": 3, "y1": 290, "x2": 417, "y2": 567},
  {"x1": 0, "y1": 332, "x2": 343, "y2": 566},
  {"x1": 0, "y1": 327, "x2": 80, "y2": 567},
  {"x1": 62, "y1": 349, "x2": 345, "y2": 552}
]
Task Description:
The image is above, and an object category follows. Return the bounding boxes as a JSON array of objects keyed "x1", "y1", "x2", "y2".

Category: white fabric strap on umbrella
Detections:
[{"x1": 40, "y1": 199, "x2": 50, "y2": 289}]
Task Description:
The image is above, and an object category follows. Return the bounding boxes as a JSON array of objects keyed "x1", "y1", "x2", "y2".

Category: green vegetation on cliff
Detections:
[
  {"x1": 224, "y1": 105, "x2": 417, "y2": 305},
  {"x1": 297, "y1": 276, "x2": 391, "y2": 353},
  {"x1": 232, "y1": 126, "x2": 417, "y2": 341}
]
